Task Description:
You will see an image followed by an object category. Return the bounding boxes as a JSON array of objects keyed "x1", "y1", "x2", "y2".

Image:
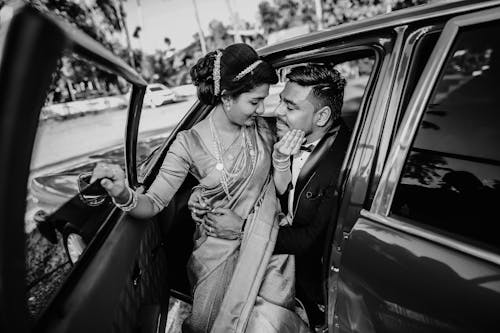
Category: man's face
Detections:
[{"x1": 275, "y1": 82, "x2": 316, "y2": 140}]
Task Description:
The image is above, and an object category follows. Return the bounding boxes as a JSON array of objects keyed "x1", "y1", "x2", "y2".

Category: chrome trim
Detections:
[
  {"x1": 377, "y1": 25, "x2": 436, "y2": 165},
  {"x1": 366, "y1": 25, "x2": 407, "y2": 198},
  {"x1": 270, "y1": 44, "x2": 380, "y2": 69},
  {"x1": 360, "y1": 210, "x2": 500, "y2": 266},
  {"x1": 372, "y1": 6, "x2": 500, "y2": 216},
  {"x1": 259, "y1": 0, "x2": 500, "y2": 58}
]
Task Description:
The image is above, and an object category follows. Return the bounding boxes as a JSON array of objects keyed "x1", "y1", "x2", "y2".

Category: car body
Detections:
[
  {"x1": 144, "y1": 83, "x2": 178, "y2": 107},
  {"x1": 1, "y1": 1, "x2": 499, "y2": 332}
]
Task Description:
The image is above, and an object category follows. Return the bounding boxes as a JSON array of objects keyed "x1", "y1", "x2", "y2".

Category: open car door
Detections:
[{"x1": 0, "y1": 4, "x2": 181, "y2": 332}]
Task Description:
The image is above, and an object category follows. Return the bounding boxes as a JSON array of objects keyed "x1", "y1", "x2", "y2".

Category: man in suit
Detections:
[
  {"x1": 271, "y1": 64, "x2": 350, "y2": 329},
  {"x1": 189, "y1": 63, "x2": 350, "y2": 330}
]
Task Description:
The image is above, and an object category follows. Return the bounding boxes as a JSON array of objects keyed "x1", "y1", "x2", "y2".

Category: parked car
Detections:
[
  {"x1": 1, "y1": 1, "x2": 499, "y2": 333},
  {"x1": 144, "y1": 83, "x2": 178, "y2": 107}
]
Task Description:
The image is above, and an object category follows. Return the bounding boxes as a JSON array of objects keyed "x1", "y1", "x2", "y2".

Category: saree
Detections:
[{"x1": 145, "y1": 116, "x2": 310, "y2": 333}]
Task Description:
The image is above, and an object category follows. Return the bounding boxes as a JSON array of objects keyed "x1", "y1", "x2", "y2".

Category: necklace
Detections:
[{"x1": 209, "y1": 114, "x2": 257, "y2": 199}]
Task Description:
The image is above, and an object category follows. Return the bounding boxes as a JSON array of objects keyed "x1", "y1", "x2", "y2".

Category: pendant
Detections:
[
  {"x1": 216, "y1": 163, "x2": 224, "y2": 171},
  {"x1": 249, "y1": 150, "x2": 255, "y2": 157}
]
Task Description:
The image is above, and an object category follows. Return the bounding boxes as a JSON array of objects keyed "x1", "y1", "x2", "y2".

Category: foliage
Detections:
[
  {"x1": 258, "y1": 0, "x2": 316, "y2": 35},
  {"x1": 22, "y1": 0, "x2": 130, "y2": 102},
  {"x1": 259, "y1": 0, "x2": 431, "y2": 33}
]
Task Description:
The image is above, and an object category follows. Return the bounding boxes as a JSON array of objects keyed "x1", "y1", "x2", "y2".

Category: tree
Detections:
[
  {"x1": 24, "y1": 0, "x2": 131, "y2": 102},
  {"x1": 259, "y1": 0, "x2": 432, "y2": 37}
]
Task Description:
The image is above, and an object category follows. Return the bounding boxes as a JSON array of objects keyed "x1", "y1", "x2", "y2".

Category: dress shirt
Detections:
[{"x1": 287, "y1": 139, "x2": 321, "y2": 221}]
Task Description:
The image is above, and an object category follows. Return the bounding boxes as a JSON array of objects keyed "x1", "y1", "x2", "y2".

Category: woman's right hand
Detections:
[
  {"x1": 90, "y1": 163, "x2": 128, "y2": 202},
  {"x1": 273, "y1": 129, "x2": 305, "y2": 159}
]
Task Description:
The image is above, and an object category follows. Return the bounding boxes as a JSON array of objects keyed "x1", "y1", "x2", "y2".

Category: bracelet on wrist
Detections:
[
  {"x1": 112, "y1": 187, "x2": 138, "y2": 212},
  {"x1": 272, "y1": 151, "x2": 290, "y2": 163}
]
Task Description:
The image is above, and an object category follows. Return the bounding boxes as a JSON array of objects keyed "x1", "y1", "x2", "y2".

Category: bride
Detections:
[{"x1": 91, "y1": 43, "x2": 310, "y2": 333}]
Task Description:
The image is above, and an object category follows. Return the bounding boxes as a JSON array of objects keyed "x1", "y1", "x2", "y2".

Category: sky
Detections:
[{"x1": 122, "y1": 0, "x2": 264, "y2": 53}]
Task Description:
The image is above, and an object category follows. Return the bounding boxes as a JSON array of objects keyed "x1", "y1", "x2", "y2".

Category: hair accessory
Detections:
[
  {"x1": 233, "y1": 60, "x2": 263, "y2": 81},
  {"x1": 213, "y1": 50, "x2": 223, "y2": 95}
]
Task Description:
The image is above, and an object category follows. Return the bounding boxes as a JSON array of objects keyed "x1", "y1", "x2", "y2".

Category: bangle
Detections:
[
  {"x1": 113, "y1": 187, "x2": 138, "y2": 212},
  {"x1": 273, "y1": 152, "x2": 291, "y2": 171},
  {"x1": 272, "y1": 150, "x2": 290, "y2": 163}
]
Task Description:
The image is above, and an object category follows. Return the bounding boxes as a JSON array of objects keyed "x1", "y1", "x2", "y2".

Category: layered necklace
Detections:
[{"x1": 209, "y1": 113, "x2": 256, "y2": 200}]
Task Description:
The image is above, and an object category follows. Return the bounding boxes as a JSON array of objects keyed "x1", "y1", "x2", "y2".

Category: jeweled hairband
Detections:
[
  {"x1": 213, "y1": 50, "x2": 223, "y2": 96},
  {"x1": 233, "y1": 60, "x2": 263, "y2": 81}
]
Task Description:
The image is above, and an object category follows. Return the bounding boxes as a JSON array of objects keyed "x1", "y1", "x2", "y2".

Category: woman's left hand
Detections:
[{"x1": 204, "y1": 208, "x2": 243, "y2": 240}]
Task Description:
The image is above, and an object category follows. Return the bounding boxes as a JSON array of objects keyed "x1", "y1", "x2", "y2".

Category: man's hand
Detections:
[
  {"x1": 187, "y1": 188, "x2": 211, "y2": 225},
  {"x1": 273, "y1": 129, "x2": 305, "y2": 159},
  {"x1": 204, "y1": 208, "x2": 243, "y2": 240}
]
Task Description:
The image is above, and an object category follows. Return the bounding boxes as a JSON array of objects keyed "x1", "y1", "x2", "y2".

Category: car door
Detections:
[
  {"x1": 0, "y1": 5, "x2": 177, "y2": 333},
  {"x1": 333, "y1": 7, "x2": 500, "y2": 333}
]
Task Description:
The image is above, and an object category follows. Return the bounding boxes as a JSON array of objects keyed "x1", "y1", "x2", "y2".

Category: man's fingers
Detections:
[
  {"x1": 210, "y1": 207, "x2": 231, "y2": 215},
  {"x1": 204, "y1": 219, "x2": 219, "y2": 229},
  {"x1": 191, "y1": 213, "x2": 204, "y2": 224},
  {"x1": 189, "y1": 201, "x2": 208, "y2": 211}
]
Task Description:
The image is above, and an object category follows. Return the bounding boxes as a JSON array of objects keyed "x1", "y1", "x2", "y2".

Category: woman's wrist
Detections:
[
  {"x1": 114, "y1": 187, "x2": 131, "y2": 205},
  {"x1": 272, "y1": 150, "x2": 290, "y2": 162},
  {"x1": 112, "y1": 187, "x2": 138, "y2": 211},
  {"x1": 272, "y1": 150, "x2": 291, "y2": 172}
]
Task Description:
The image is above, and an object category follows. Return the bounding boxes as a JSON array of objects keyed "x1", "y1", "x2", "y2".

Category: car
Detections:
[
  {"x1": 144, "y1": 83, "x2": 178, "y2": 107},
  {"x1": 1, "y1": 1, "x2": 499, "y2": 332}
]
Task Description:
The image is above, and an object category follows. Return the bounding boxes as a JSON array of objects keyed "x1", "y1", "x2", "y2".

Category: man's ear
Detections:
[{"x1": 315, "y1": 106, "x2": 331, "y2": 127}]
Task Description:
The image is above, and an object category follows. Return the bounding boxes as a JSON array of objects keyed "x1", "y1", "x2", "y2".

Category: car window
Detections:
[
  {"x1": 136, "y1": 80, "x2": 195, "y2": 171},
  {"x1": 26, "y1": 54, "x2": 131, "y2": 319},
  {"x1": 390, "y1": 20, "x2": 500, "y2": 250}
]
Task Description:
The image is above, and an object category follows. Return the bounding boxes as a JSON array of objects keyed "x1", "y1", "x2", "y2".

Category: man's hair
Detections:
[{"x1": 286, "y1": 64, "x2": 346, "y2": 123}]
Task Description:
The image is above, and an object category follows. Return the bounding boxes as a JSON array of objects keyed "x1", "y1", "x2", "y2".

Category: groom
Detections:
[{"x1": 190, "y1": 63, "x2": 350, "y2": 330}]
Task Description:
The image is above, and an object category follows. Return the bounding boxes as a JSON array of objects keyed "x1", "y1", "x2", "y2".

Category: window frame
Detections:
[{"x1": 368, "y1": 7, "x2": 500, "y2": 265}]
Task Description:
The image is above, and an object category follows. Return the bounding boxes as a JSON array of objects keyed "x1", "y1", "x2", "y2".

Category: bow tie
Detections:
[{"x1": 299, "y1": 144, "x2": 315, "y2": 152}]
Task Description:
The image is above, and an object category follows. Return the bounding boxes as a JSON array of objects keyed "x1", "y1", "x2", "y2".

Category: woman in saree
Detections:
[{"x1": 91, "y1": 43, "x2": 310, "y2": 333}]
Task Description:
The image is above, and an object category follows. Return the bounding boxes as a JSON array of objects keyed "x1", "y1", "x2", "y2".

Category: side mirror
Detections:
[{"x1": 77, "y1": 172, "x2": 108, "y2": 207}]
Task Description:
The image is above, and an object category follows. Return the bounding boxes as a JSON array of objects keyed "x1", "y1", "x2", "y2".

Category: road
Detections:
[{"x1": 31, "y1": 97, "x2": 197, "y2": 174}]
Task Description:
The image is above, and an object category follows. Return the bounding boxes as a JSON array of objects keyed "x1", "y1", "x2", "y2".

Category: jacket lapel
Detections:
[{"x1": 292, "y1": 122, "x2": 346, "y2": 210}]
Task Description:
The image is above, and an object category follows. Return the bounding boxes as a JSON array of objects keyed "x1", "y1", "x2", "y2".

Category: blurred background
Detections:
[{"x1": 1, "y1": 0, "x2": 430, "y2": 108}]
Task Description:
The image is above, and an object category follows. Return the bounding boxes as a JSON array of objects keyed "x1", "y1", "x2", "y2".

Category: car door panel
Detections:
[
  {"x1": 337, "y1": 217, "x2": 500, "y2": 333},
  {"x1": 0, "y1": 6, "x2": 66, "y2": 331},
  {"x1": 0, "y1": 4, "x2": 173, "y2": 332},
  {"x1": 36, "y1": 211, "x2": 168, "y2": 333},
  {"x1": 334, "y1": 7, "x2": 500, "y2": 333}
]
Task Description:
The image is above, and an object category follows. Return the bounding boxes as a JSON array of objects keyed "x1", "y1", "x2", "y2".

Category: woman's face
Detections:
[{"x1": 225, "y1": 83, "x2": 270, "y2": 126}]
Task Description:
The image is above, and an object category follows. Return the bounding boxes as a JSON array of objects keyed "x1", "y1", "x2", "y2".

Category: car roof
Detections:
[{"x1": 259, "y1": 0, "x2": 500, "y2": 58}]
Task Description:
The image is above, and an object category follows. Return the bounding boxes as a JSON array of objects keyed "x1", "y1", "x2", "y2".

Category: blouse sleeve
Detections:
[{"x1": 145, "y1": 131, "x2": 192, "y2": 214}]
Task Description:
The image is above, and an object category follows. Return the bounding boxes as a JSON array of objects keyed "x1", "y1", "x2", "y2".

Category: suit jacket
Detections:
[{"x1": 274, "y1": 120, "x2": 351, "y2": 306}]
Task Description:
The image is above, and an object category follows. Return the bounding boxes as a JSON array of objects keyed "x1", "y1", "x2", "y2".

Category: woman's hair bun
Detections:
[{"x1": 190, "y1": 50, "x2": 220, "y2": 105}]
